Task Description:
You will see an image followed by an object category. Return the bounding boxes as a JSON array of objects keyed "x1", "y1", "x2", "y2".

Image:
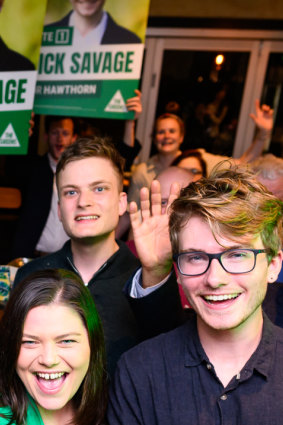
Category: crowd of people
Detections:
[{"x1": 0, "y1": 75, "x2": 283, "y2": 425}]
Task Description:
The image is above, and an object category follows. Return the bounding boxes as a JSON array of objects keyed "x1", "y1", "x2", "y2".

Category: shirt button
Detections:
[
  {"x1": 220, "y1": 394, "x2": 227, "y2": 401},
  {"x1": 206, "y1": 363, "x2": 212, "y2": 370}
]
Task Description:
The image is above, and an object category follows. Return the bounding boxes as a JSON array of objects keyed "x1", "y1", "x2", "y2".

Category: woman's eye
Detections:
[
  {"x1": 21, "y1": 340, "x2": 36, "y2": 346},
  {"x1": 60, "y1": 339, "x2": 76, "y2": 345}
]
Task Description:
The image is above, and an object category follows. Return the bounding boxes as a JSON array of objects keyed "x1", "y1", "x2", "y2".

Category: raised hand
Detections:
[
  {"x1": 249, "y1": 99, "x2": 273, "y2": 134},
  {"x1": 126, "y1": 89, "x2": 142, "y2": 120},
  {"x1": 129, "y1": 179, "x2": 180, "y2": 287}
]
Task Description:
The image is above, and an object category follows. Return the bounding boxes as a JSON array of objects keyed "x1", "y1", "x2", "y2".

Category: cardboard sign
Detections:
[
  {"x1": 34, "y1": 0, "x2": 150, "y2": 120},
  {"x1": 0, "y1": 0, "x2": 47, "y2": 154}
]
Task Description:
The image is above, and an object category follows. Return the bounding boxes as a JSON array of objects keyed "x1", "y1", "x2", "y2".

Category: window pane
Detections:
[{"x1": 154, "y1": 50, "x2": 250, "y2": 157}]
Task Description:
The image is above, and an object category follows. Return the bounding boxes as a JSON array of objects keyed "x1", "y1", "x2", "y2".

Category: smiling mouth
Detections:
[
  {"x1": 203, "y1": 293, "x2": 241, "y2": 304},
  {"x1": 161, "y1": 140, "x2": 174, "y2": 146},
  {"x1": 36, "y1": 372, "x2": 65, "y2": 380},
  {"x1": 75, "y1": 215, "x2": 98, "y2": 221},
  {"x1": 35, "y1": 372, "x2": 67, "y2": 391}
]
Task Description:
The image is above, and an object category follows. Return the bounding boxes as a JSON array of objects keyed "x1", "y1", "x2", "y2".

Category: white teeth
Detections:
[
  {"x1": 204, "y1": 294, "x2": 239, "y2": 302},
  {"x1": 37, "y1": 372, "x2": 65, "y2": 380},
  {"x1": 76, "y1": 215, "x2": 98, "y2": 221}
]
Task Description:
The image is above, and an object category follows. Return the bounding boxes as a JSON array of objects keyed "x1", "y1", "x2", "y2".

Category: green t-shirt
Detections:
[{"x1": 0, "y1": 399, "x2": 44, "y2": 425}]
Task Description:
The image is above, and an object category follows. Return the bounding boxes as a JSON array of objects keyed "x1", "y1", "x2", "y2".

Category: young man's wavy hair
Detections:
[
  {"x1": 169, "y1": 163, "x2": 283, "y2": 261},
  {"x1": 56, "y1": 136, "x2": 125, "y2": 192},
  {"x1": 0, "y1": 269, "x2": 107, "y2": 425}
]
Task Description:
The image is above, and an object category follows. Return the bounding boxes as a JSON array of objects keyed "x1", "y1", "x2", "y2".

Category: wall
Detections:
[{"x1": 149, "y1": 0, "x2": 283, "y2": 20}]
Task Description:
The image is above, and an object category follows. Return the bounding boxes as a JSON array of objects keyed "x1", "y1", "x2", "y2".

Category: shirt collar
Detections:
[
  {"x1": 183, "y1": 313, "x2": 209, "y2": 367},
  {"x1": 242, "y1": 313, "x2": 277, "y2": 379},
  {"x1": 183, "y1": 312, "x2": 278, "y2": 379},
  {"x1": 69, "y1": 10, "x2": 108, "y2": 46}
]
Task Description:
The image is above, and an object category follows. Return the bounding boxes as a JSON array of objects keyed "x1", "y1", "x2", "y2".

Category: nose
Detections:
[
  {"x1": 57, "y1": 131, "x2": 64, "y2": 142},
  {"x1": 78, "y1": 189, "x2": 93, "y2": 207},
  {"x1": 38, "y1": 343, "x2": 59, "y2": 368},
  {"x1": 205, "y1": 258, "x2": 229, "y2": 288}
]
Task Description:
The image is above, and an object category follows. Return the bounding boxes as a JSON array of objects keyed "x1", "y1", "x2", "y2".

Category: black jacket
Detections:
[
  {"x1": 12, "y1": 154, "x2": 54, "y2": 259},
  {"x1": 0, "y1": 37, "x2": 35, "y2": 71}
]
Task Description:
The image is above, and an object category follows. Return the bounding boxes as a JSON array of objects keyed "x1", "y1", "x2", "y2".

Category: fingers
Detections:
[
  {"x1": 126, "y1": 90, "x2": 142, "y2": 119},
  {"x1": 150, "y1": 180, "x2": 161, "y2": 216},
  {"x1": 28, "y1": 111, "x2": 35, "y2": 137},
  {"x1": 254, "y1": 98, "x2": 260, "y2": 114},
  {"x1": 167, "y1": 183, "x2": 180, "y2": 212},
  {"x1": 129, "y1": 201, "x2": 141, "y2": 230},
  {"x1": 249, "y1": 113, "x2": 256, "y2": 124},
  {"x1": 140, "y1": 187, "x2": 151, "y2": 221}
]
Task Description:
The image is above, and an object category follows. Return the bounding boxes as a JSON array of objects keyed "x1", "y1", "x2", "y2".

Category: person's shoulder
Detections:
[
  {"x1": 102, "y1": 13, "x2": 141, "y2": 44},
  {"x1": 13, "y1": 247, "x2": 69, "y2": 288},
  {"x1": 0, "y1": 39, "x2": 35, "y2": 72},
  {"x1": 117, "y1": 240, "x2": 140, "y2": 263},
  {"x1": 120, "y1": 322, "x2": 190, "y2": 366},
  {"x1": 0, "y1": 406, "x2": 13, "y2": 424},
  {"x1": 45, "y1": 11, "x2": 71, "y2": 28}
]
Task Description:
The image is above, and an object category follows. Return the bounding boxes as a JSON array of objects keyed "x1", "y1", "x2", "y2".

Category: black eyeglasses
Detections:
[{"x1": 173, "y1": 249, "x2": 268, "y2": 276}]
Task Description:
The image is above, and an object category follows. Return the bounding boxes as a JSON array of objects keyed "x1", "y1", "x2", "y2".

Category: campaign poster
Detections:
[
  {"x1": 0, "y1": 0, "x2": 47, "y2": 154},
  {"x1": 34, "y1": 0, "x2": 150, "y2": 119}
]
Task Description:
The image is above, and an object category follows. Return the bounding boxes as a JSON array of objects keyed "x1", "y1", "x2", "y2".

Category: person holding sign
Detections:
[
  {"x1": 0, "y1": 269, "x2": 107, "y2": 425},
  {"x1": 48, "y1": 0, "x2": 141, "y2": 45}
]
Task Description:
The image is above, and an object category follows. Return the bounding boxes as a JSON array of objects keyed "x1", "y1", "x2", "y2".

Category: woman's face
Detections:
[
  {"x1": 16, "y1": 303, "x2": 90, "y2": 416},
  {"x1": 155, "y1": 118, "x2": 184, "y2": 156},
  {"x1": 177, "y1": 157, "x2": 203, "y2": 181}
]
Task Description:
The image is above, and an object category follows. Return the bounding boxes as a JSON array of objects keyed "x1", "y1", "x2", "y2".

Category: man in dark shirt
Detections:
[
  {"x1": 14, "y1": 137, "x2": 182, "y2": 375},
  {"x1": 108, "y1": 165, "x2": 283, "y2": 424}
]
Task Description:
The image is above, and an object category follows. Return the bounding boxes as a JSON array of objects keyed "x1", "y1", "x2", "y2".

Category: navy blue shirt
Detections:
[{"x1": 108, "y1": 313, "x2": 283, "y2": 425}]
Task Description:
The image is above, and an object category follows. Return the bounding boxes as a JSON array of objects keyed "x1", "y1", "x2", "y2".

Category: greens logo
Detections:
[
  {"x1": 104, "y1": 90, "x2": 127, "y2": 113},
  {"x1": 0, "y1": 123, "x2": 20, "y2": 147}
]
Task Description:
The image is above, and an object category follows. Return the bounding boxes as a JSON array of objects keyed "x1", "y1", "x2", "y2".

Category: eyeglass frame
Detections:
[{"x1": 173, "y1": 248, "x2": 268, "y2": 276}]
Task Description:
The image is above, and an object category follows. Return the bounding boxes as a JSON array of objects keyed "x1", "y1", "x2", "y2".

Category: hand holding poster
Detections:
[
  {"x1": 0, "y1": 0, "x2": 47, "y2": 154},
  {"x1": 34, "y1": 0, "x2": 150, "y2": 119}
]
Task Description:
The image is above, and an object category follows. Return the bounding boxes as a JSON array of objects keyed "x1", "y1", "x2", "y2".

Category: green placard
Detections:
[
  {"x1": 0, "y1": 110, "x2": 31, "y2": 154},
  {"x1": 0, "y1": 0, "x2": 48, "y2": 155},
  {"x1": 34, "y1": 0, "x2": 149, "y2": 119}
]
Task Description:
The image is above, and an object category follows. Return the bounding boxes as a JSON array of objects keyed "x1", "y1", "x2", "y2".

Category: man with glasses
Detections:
[{"x1": 108, "y1": 165, "x2": 283, "y2": 425}]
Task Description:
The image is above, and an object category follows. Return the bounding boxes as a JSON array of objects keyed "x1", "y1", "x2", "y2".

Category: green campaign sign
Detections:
[
  {"x1": 0, "y1": 0, "x2": 47, "y2": 154},
  {"x1": 34, "y1": 0, "x2": 149, "y2": 119},
  {"x1": 0, "y1": 72, "x2": 37, "y2": 154}
]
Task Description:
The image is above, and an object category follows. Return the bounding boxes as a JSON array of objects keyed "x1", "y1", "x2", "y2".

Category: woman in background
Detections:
[
  {"x1": 128, "y1": 113, "x2": 185, "y2": 206},
  {"x1": 171, "y1": 149, "x2": 207, "y2": 180}
]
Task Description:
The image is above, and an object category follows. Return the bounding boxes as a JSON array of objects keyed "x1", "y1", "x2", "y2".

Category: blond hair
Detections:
[{"x1": 169, "y1": 163, "x2": 283, "y2": 259}]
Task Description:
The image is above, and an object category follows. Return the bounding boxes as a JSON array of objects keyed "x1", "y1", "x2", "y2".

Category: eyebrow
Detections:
[
  {"x1": 178, "y1": 245, "x2": 245, "y2": 254},
  {"x1": 60, "y1": 180, "x2": 112, "y2": 190},
  {"x1": 22, "y1": 332, "x2": 82, "y2": 339}
]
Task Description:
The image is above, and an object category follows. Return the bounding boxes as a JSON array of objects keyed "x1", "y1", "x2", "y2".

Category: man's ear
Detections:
[
  {"x1": 267, "y1": 250, "x2": 283, "y2": 283},
  {"x1": 118, "y1": 192, "x2": 127, "y2": 216}
]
